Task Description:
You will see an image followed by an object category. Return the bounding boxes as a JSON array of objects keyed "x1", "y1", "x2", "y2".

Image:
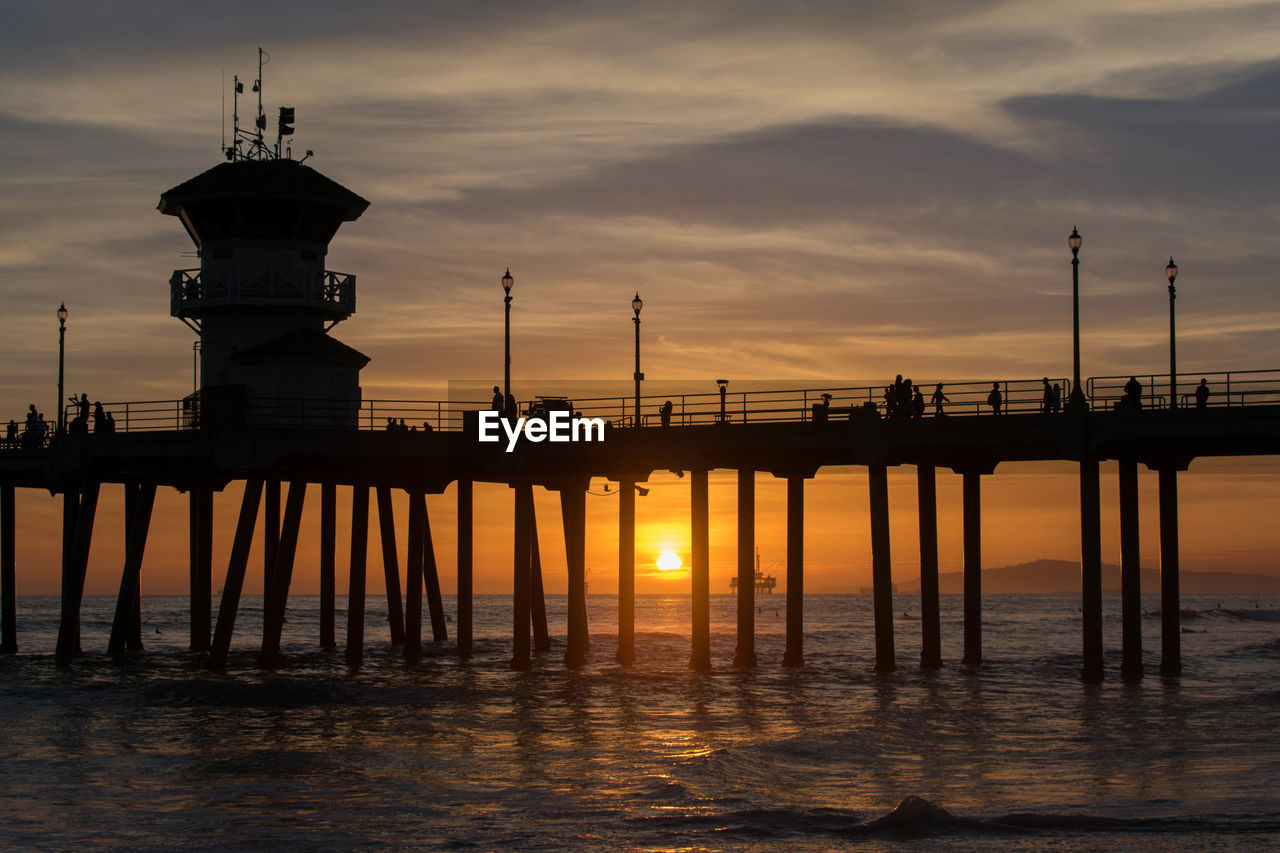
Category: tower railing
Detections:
[{"x1": 169, "y1": 268, "x2": 356, "y2": 316}]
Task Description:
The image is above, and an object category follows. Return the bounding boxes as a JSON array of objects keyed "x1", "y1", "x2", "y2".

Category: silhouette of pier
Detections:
[{"x1": 2, "y1": 87, "x2": 1276, "y2": 683}]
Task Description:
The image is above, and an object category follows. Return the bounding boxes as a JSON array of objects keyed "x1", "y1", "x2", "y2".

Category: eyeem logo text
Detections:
[{"x1": 478, "y1": 411, "x2": 606, "y2": 452}]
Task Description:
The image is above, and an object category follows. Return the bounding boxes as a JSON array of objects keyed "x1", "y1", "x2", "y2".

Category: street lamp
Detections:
[
  {"x1": 56, "y1": 302, "x2": 68, "y2": 431},
  {"x1": 502, "y1": 269, "x2": 513, "y2": 404},
  {"x1": 632, "y1": 293, "x2": 643, "y2": 427},
  {"x1": 717, "y1": 379, "x2": 729, "y2": 422},
  {"x1": 1068, "y1": 227, "x2": 1084, "y2": 408},
  {"x1": 1166, "y1": 257, "x2": 1178, "y2": 409}
]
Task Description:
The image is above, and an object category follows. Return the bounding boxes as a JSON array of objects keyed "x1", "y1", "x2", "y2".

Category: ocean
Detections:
[{"x1": 2, "y1": 591, "x2": 1279, "y2": 850}]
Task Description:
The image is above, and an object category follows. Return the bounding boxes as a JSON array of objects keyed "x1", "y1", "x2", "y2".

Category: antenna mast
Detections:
[{"x1": 222, "y1": 48, "x2": 300, "y2": 163}]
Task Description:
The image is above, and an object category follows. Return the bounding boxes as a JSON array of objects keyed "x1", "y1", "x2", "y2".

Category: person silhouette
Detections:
[
  {"x1": 1051, "y1": 383, "x2": 1062, "y2": 415},
  {"x1": 93, "y1": 401, "x2": 107, "y2": 433},
  {"x1": 5, "y1": 419, "x2": 15, "y2": 450},
  {"x1": 912, "y1": 387, "x2": 925, "y2": 418},
  {"x1": 1123, "y1": 375, "x2": 1142, "y2": 410},
  {"x1": 504, "y1": 393, "x2": 517, "y2": 420},
  {"x1": 1195, "y1": 378, "x2": 1209, "y2": 409},
  {"x1": 931, "y1": 383, "x2": 949, "y2": 416},
  {"x1": 987, "y1": 382, "x2": 1002, "y2": 415},
  {"x1": 659, "y1": 400, "x2": 673, "y2": 427},
  {"x1": 491, "y1": 386, "x2": 504, "y2": 411},
  {"x1": 1041, "y1": 378, "x2": 1053, "y2": 414}
]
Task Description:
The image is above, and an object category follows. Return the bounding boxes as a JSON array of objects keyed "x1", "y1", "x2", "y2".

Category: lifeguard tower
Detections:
[{"x1": 159, "y1": 51, "x2": 370, "y2": 428}]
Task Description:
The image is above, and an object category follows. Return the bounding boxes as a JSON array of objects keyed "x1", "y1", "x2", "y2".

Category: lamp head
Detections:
[
  {"x1": 1165, "y1": 257, "x2": 1178, "y2": 284},
  {"x1": 716, "y1": 379, "x2": 729, "y2": 389},
  {"x1": 501, "y1": 268, "x2": 513, "y2": 294},
  {"x1": 57, "y1": 302, "x2": 68, "y2": 325},
  {"x1": 632, "y1": 292, "x2": 643, "y2": 316},
  {"x1": 1068, "y1": 226, "x2": 1082, "y2": 255}
]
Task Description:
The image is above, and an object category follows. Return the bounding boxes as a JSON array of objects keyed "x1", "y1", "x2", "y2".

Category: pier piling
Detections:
[
  {"x1": 1159, "y1": 466, "x2": 1182, "y2": 677},
  {"x1": 259, "y1": 481, "x2": 306, "y2": 666},
  {"x1": 617, "y1": 476, "x2": 636, "y2": 666},
  {"x1": 562, "y1": 483, "x2": 588, "y2": 668},
  {"x1": 782, "y1": 474, "x2": 805, "y2": 668},
  {"x1": 189, "y1": 486, "x2": 213, "y2": 651},
  {"x1": 690, "y1": 469, "x2": 710, "y2": 670},
  {"x1": 456, "y1": 479, "x2": 473, "y2": 659},
  {"x1": 264, "y1": 478, "x2": 280, "y2": 598},
  {"x1": 404, "y1": 491, "x2": 424, "y2": 658},
  {"x1": 1118, "y1": 459, "x2": 1142, "y2": 679},
  {"x1": 376, "y1": 486, "x2": 406, "y2": 647},
  {"x1": 529, "y1": 491, "x2": 551, "y2": 653},
  {"x1": 345, "y1": 485, "x2": 369, "y2": 666},
  {"x1": 1, "y1": 484, "x2": 15, "y2": 654},
  {"x1": 917, "y1": 465, "x2": 942, "y2": 670},
  {"x1": 209, "y1": 478, "x2": 264, "y2": 670},
  {"x1": 1080, "y1": 460, "x2": 1104, "y2": 682},
  {"x1": 512, "y1": 483, "x2": 533, "y2": 670},
  {"x1": 869, "y1": 464, "x2": 896, "y2": 672},
  {"x1": 108, "y1": 482, "x2": 156, "y2": 656},
  {"x1": 56, "y1": 482, "x2": 99, "y2": 664},
  {"x1": 734, "y1": 468, "x2": 757, "y2": 668},
  {"x1": 320, "y1": 483, "x2": 336, "y2": 649},
  {"x1": 423, "y1": 498, "x2": 447, "y2": 643},
  {"x1": 961, "y1": 471, "x2": 982, "y2": 667}
]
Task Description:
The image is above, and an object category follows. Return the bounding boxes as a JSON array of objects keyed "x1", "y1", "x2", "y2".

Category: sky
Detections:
[{"x1": 2, "y1": 1, "x2": 1280, "y2": 596}]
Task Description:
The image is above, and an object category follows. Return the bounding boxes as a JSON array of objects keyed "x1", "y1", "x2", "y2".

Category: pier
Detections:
[{"x1": 2, "y1": 112, "x2": 1277, "y2": 683}]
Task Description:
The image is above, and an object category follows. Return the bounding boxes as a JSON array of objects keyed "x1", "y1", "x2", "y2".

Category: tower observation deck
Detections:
[{"x1": 158, "y1": 67, "x2": 371, "y2": 429}]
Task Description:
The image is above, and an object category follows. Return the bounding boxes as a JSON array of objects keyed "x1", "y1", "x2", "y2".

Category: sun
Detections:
[{"x1": 656, "y1": 550, "x2": 683, "y2": 572}]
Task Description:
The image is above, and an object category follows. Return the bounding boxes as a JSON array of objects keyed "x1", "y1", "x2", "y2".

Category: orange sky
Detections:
[{"x1": 9, "y1": 458, "x2": 1275, "y2": 596}]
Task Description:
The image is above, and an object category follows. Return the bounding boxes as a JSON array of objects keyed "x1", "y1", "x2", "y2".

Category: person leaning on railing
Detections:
[{"x1": 1196, "y1": 378, "x2": 1210, "y2": 409}]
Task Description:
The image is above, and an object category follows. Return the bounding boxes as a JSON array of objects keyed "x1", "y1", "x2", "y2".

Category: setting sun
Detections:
[{"x1": 656, "y1": 550, "x2": 683, "y2": 572}]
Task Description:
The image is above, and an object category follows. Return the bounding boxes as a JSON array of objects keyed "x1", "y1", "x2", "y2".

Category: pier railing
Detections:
[{"x1": 7, "y1": 369, "x2": 1279, "y2": 444}]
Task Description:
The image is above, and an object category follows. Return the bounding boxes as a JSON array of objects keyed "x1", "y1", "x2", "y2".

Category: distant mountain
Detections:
[{"x1": 894, "y1": 559, "x2": 1280, "y2": 595}]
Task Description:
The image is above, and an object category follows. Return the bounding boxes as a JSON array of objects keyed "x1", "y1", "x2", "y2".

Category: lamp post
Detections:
[
  {"x1": 1166, "y1": 257, "x2": 1178, "y2": 409},
  {"x1": 717, "y1": 379, "x2": 728, "y2": 422},
  {"x1": 632, "y1": 293, "x2": 643, "y2": 427},
  {"x1": 1068, "y1": 227, "x2": 1084, "y2": 408},
  {"x1": 502, "y1": 269, "x2": 513, "y2": 403},
  {"x1": 56, "y1": 302, "x2": 68, "y2": 431}
]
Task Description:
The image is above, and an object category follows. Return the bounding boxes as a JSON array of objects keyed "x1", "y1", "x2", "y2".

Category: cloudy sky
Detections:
[{"x1": 3, "y1": 1, "x2": 1280, "y2": 596}]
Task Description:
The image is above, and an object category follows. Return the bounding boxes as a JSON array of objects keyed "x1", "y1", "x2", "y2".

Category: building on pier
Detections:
[{"x1": 159, "y1": 88, "x2": 370, "y2": 429}]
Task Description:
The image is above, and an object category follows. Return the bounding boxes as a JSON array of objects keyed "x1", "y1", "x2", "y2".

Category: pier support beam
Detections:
[
  {"x1": 56, "y1": 483, "x2": 99, "y2": 665},
  {"x1": 734, "y1": 468, "x2": 757, "y2": 668},
  {"x1": 189, "y1": 486, "x2": 213, "y2": 651},
  {"x1": 617, "y1": 476, "x2": 636, "y2": 666},
  {"x1": 376, "y1": 486, "x2": 406, "y2": 647},
  {"x1": 1159, "y1": 466, "x2": 1182, "y2": 677},
  {"x1": 209, "y1": 479, "x2": 264, "y2": 670},
  {"x1": 529, "y1": 493, "x2": 551, "y2": 653},
  {"x1": 962, "y1": 471, "x2": 982, "y2": 667},
  {"x1": 782, "y1": 474, "x2": 805, "y2": 668},
  {"x1": 109, "y1": 482, "x2": 156, "y2": 656},
  {"x1": 1, "y1": 484, "x2": 15, "y2": 654},
  {"x1": 511, "y1": 484, "x2": 533, "y2": 670},
  {"x1": 457, "y1": 479, "x2": 473, "y2": 659},
  {"x1": 1118, "y1": 460, "x2": 1142, "y2": 679},
  {"x1": 260, "y1": 481, "x2": 307, "y2": 666},
  {"x1": 404, "y1": 491, "x2": 425, "y2": 659},
  {"x1": 346, "y1": 485, "x2": 369, "y2": 666},
  {"x1": 917, "y1": 465, "x2": 942, "y2": 670},
  {"x1": 562, "y1": 483, "x2": 588, "y2": 668},
  {"x1": 320, "y1": 483, "x2": 336, "y2": 649},
  {"x1": 263, "y1": 478, "x2": 280, "y2": 598},
  {"x1": 690, "y1": 469, "x2": 711, "y2": 670},
  {"x1": 868, "y1": 464, "x2": 895, "y2": 672},
  {"x1": 423, "y1": 499, "x2": 448, "y2": 645},
  {"x1": 1080, "y1": 459, "x2": 1104, "y2": 682}
]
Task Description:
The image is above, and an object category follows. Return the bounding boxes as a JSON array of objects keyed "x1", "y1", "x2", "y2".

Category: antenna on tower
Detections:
[{"x1": 224, "y1": 48, "x2": 306, "y2": 163}]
